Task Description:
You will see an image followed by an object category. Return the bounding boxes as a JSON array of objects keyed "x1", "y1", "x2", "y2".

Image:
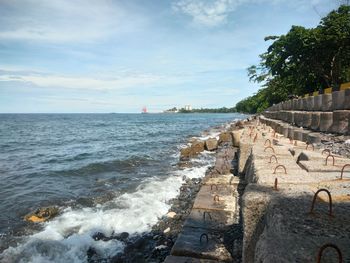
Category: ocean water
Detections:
[{"x1": 0, "y1": 113, "x2": 245, "y2": 262}]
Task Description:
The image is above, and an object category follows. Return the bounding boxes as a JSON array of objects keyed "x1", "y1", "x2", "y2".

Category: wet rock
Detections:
[
  {"x1": 166, "y1": 211, "x2": 176, "y2": 218},
  {"x1": 24, "y1": 206, "x2": 59, "y2": 223},
  {"x1": 180, "y1": 147, "x2": 192, "y2": 161},
  {"x1": 191, "y1": 140, "x2": 205, "y2": 155},
  {"x1": 92, "y1": 232, "x2": 108, "y2": 241},
  {"x1": 219, "y1": 132, "x2": 233, "y2": 145},
  {"x1": 205, "y1": 138, "x2": 218, "y2": 151},
  {"x1": 116, "y1": 232, "x2": 129, "y2": 242}
]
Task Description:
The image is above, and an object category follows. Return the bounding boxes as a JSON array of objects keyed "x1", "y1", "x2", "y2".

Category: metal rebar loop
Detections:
[
  {"x1": 325, "y1": 155, "x2": 335, "y2": 166},
  {"x1": 264, "y1": 139, "x2": 271, "y2": 147},
  {"x1": 213, "y1": 195, "x2": 220, "y2": 202},
  {"x1": 316, "y1": 243, "x2": 342, "y2": 263},
  {"x1": 340, "y1": 164, "x2": 350, "y2": 180},
  {"x1": 310, "y1": 188, "x2": 333, "y2": 217},
  {"x1": 200, "y1": 233, "x2": 209, "y2": 244},
  {"x1": 273, "y1": 164, "x2": 287, "y2": 174},
  {"x1": 269, "y1": 155, "x2": 278, "y2": 164},
  {"x1": 306, "y1": 143, "x2": 314, "y2": 151}
]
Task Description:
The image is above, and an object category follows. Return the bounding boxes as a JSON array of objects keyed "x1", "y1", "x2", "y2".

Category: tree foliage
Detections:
[{"x1": 236, "y1": 5, "x2": 350, "y2": 114}]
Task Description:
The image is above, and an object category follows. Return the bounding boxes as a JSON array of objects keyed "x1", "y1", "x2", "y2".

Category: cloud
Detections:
[
  {"x1": 172, "y1": 0, "x2": 242, "y2": 27},
  {"x1": 0, "y1": 0, "x2": 146, "y2": 43},
  {"x1": 0, "y1": 69, "x2": 164, "y2": 91}
]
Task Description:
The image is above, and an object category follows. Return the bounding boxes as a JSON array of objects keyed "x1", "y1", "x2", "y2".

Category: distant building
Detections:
[{"x1": 184, "y1": 105, "x2": 192, "y2": 111}]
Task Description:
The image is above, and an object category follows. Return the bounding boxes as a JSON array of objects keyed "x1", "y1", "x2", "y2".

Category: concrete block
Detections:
[
  {"x1": 310, "y1": 112, "x2": 321, "y2": 131},
  {"x1": 321, "y1": 94, "x2": 332, "y2": 111},
  {"x1": 319, "y1": 112, "x2": 333, "y2": 132},
  {"x1": 296, "y1": 99, "x2": 303, "y2": 110},
  {"x1": 344, "y1": 89, "x2": 350, "y2": 110},
  {"x1": 242, "y1": 184, "x2": 271, "y2": 263},
  {"x1": 218, "y1": 132, "x2": 232, "y2": 145},
  {"x1": 294, "y1": 112, "x2": 303, "y2": 127},
  {"x1": 332, "y1": 90, "x2": 346, "y2": 110},
  {"x1": 184, "y1": 209, "x2": 237, "y2": 230},
  {"x1": 306, "y1": 96, "x2": 314, "y2": 111},
  {"x1": 287, "y1": 127, "x2": 294, "y2": 140},
  {"x1": 301, "y1": 98, "x2": 308, "y2": 110},
  {"x1": 301, "y1": 112, "x2": 312, "y2": 128},
  {"x1": 205, "y1": 138, "x2": 218, "y2": 151},
  {"x1": 331, "y1": 110, "x2": 350, "y2": 134},
  {"x1": 193, "y1": 185, "x2": 236, "y2": 212},
  {"x1": 286, "y1": 111, "x2": 294, "y2": 124},
  {"x1": 170, "y1": 226, "x2": 232, "y2": 262},
  {"x1": 313, "y1": 95, "x2": 322, "y2": 111},
  {"x1": 238, "y1": 141, "x2": 252, "y2": 174},
  {"x1": 307, "y1": 133, "x2": 321, "y2": 144},
  {"x1": 292, "y1": 99, "x2": 298, "y2": 110},
  {"x1": 292, "y1": 129, "x2": 303, "y2": 141},
  {"x1": 300, "y1": 130, "x2": 311, "y2": 142},
  {"x1": 231, "y1": 131, "x2": 241, "y2": 147},
  {"x1": 281, "y1": 125, "x2": 289, "y2": 137}
]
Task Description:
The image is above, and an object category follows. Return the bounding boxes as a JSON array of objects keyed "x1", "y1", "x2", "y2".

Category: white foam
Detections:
[{"x1": 1, "y1": 154, "x2": 214, "y2": 263}]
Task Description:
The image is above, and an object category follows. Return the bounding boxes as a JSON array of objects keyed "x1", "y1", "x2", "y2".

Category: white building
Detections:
[{"x1": 184, "y1": 105, "x2": 192, "y2": 111}]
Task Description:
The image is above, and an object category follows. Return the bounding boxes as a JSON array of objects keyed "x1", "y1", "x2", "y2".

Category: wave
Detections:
[{"x1": 0, "y1": 154, "x2": 214, "y2": 263}]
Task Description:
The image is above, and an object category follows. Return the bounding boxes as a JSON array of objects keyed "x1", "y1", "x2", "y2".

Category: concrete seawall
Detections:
[{"x1": 164, "y1": 115, "x2": 350, "y2": 262}]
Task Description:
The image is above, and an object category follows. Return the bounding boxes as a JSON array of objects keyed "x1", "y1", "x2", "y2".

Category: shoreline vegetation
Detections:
[
  {"x1": 234, "y1": 5, "x2": 350, "y2": 114},
  {"x1": 164, "y1": 107, "x2": 237, "y2": 113}
]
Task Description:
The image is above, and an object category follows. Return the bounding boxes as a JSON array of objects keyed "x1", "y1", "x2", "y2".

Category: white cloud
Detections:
[
  {"x1": 172, "y1": 0, "x2": 336, "y2": 27},
  {"x1": 0, "y1": 70, "x2": 163, "y2": 91},
  {"x1": 172, "y1": 0, "x2": 244, "y2": 27},
  {"x1": 0, "y1": 0, "x2": 146, "y2": 43}
]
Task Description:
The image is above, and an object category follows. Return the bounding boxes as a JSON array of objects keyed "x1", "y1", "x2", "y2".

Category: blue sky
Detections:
[{"x1": 0, "y1": 0, "x2": 338, "y2": 113}]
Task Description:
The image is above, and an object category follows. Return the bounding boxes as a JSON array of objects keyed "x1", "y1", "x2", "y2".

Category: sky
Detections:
[{"x1": 0, "y1": 0, "x2": 339, "y2": 113}]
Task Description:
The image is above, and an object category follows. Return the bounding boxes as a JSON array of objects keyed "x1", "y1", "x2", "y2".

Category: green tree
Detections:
[{"x1": 236, "y1": 5, "x2": 350, "y2": 114}]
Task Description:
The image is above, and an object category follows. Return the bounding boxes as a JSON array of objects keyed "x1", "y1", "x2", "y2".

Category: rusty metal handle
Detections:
[
  {"x1": 213, "y1": 195, "x2": 220, "y2": 202},
  {"x1": 310, "y1": 188, "x2": 333, "y2": 217},
  {"x1": 316, "y1": 243, "x2": 342, "y2": 263},
  {"x1": 210, "y1": 184, "x2": 218, "y2": 191},
  {"x1": 200, "y1": 233, "x2": 209, "y2": 244},
  {"x1": 274, "y1": 178, "x2": 278, "y2": 191},
  {"x1": 203, "y1": 211, "x2": 212, "y2": 221},
  {"x1": 264, "y1": 146, "x2": 275, "y2": 153},
  {"x1": 264, "y1": 139, "x2": 271, "y2": 146},
  {"x1": 306, "y1": 143, "x2": 314, "y2": 151},
  {"x1": 269, "y1": 155, "x2": 278, "y2": 164},
  {"x1": 340, "y1": 164, "x2": 350, "y2": 180},
  {"x1": 273, "y1": 164, "x2": 287, "y2": 174},
  {"x1": 325, "y1": 155, "x2": 335, "y2": 166}
]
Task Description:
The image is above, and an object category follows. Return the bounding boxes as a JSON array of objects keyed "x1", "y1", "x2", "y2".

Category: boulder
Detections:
[
  {"x1": 218, "y1": 132, "x2": 232, "y2": 145},
  {"x1": 24, "y1": 206, "x2": 59, "y2": 223},
  {"x1": 180, "y1": 147, "x2": 192, "y2": 161},
  {"x1": 191, "y1": 140, "x2": 205, "y2": 154},
  {"x1": 205, "y1": 138, "x2": 218, "y2": 151}
]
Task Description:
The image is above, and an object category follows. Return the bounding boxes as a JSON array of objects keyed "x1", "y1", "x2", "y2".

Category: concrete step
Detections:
[{"x1": 170, "y1": 226, "x2": 233, "y2": 262}]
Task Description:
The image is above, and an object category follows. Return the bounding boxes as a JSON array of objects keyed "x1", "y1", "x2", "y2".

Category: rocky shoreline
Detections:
[{"x1": 98, "y1": 119, "x2": 247, "y2": 263}]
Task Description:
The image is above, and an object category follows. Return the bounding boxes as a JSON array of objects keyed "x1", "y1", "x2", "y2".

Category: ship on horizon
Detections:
[{"x1": 141, "y1": 106, "x2": 148, "y2": 114}]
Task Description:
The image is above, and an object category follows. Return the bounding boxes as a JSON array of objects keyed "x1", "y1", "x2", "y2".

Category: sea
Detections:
[{"x1": 0, "y1": 113, "x2": 246, "y2": 262}]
